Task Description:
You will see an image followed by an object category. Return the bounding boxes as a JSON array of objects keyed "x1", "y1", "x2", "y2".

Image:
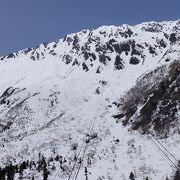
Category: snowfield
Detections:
[{"x1": 0, "y1": 19, "x2": 180, "y2": 180}]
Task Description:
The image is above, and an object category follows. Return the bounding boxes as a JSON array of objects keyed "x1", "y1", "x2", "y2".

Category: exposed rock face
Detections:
[
  {"x1": 1, "y1": 20, "x2": 180, "y2": 73},
  {"x1": 115, "y1": 60, "x2": 180, "y2": 138},
  {"x1": 114, "y1": 55, "x2": 124, "y2": 70}
]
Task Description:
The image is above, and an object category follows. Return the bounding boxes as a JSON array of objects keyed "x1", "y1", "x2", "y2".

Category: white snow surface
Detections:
[{"x1": 0, "y1": 20, "x2": 180, "y2": 180}]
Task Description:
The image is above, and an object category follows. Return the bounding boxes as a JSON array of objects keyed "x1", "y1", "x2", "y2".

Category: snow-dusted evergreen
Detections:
[{"x1": 0, "y1": 20, "x2": 180, "y2": 180}]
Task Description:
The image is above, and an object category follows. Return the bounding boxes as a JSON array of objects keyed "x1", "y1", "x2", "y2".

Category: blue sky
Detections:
[{"x1": 0, "y1": 0, "x2": 180, "y2": 56}]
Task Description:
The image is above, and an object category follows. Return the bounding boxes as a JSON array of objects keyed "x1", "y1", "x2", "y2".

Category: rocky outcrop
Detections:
[{"x1": 115, "y1": 60, "x2": 180, "y2": 138}]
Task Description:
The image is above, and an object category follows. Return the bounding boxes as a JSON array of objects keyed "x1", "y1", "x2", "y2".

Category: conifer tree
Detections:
[
  {"x1": 43, "y1": 160, "x2": 49, "y2": 180},
  {"x1": 6, "y1": 163, "x2": 15, "y2": 180},
  {"x1": 129, "y1": 172, "x2": 135, "y2": 180},
  {"x1": 0, "y1": 167, "x2": 6, "y2": 180},
  {"x1": 19, "y1": 171, "x2": 23, "y2": 179},
  {"x1": 174, "y1": 170, "x2": 180, "y2": 180}
]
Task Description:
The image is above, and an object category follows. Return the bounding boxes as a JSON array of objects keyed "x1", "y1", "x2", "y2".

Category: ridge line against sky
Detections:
[{"x1": 0, "y1": 0, "x2": 180, "y2": 56}]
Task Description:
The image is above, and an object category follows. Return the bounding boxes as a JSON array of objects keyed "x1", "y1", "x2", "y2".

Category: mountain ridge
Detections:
[
  {"x1": 0, "y1": 19, "x2": 180, "y2": 180},
  {"x1": 1, "y1": 19, "x2": 180, "y2": 63}
]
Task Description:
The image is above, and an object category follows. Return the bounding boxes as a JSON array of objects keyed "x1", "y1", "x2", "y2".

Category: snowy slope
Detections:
[{"x1": 0, "y1": 20, "x2": 180, "y2": 180}]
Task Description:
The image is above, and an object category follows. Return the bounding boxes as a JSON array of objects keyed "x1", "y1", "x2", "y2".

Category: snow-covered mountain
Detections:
[{"x1": 0, "y1": 19, "x2": 180, "y2": 180}]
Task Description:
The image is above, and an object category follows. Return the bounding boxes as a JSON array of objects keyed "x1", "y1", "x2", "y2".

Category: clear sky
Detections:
[{"x1": 0, "y1": 0, "x2": 180, "y2": 56}]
